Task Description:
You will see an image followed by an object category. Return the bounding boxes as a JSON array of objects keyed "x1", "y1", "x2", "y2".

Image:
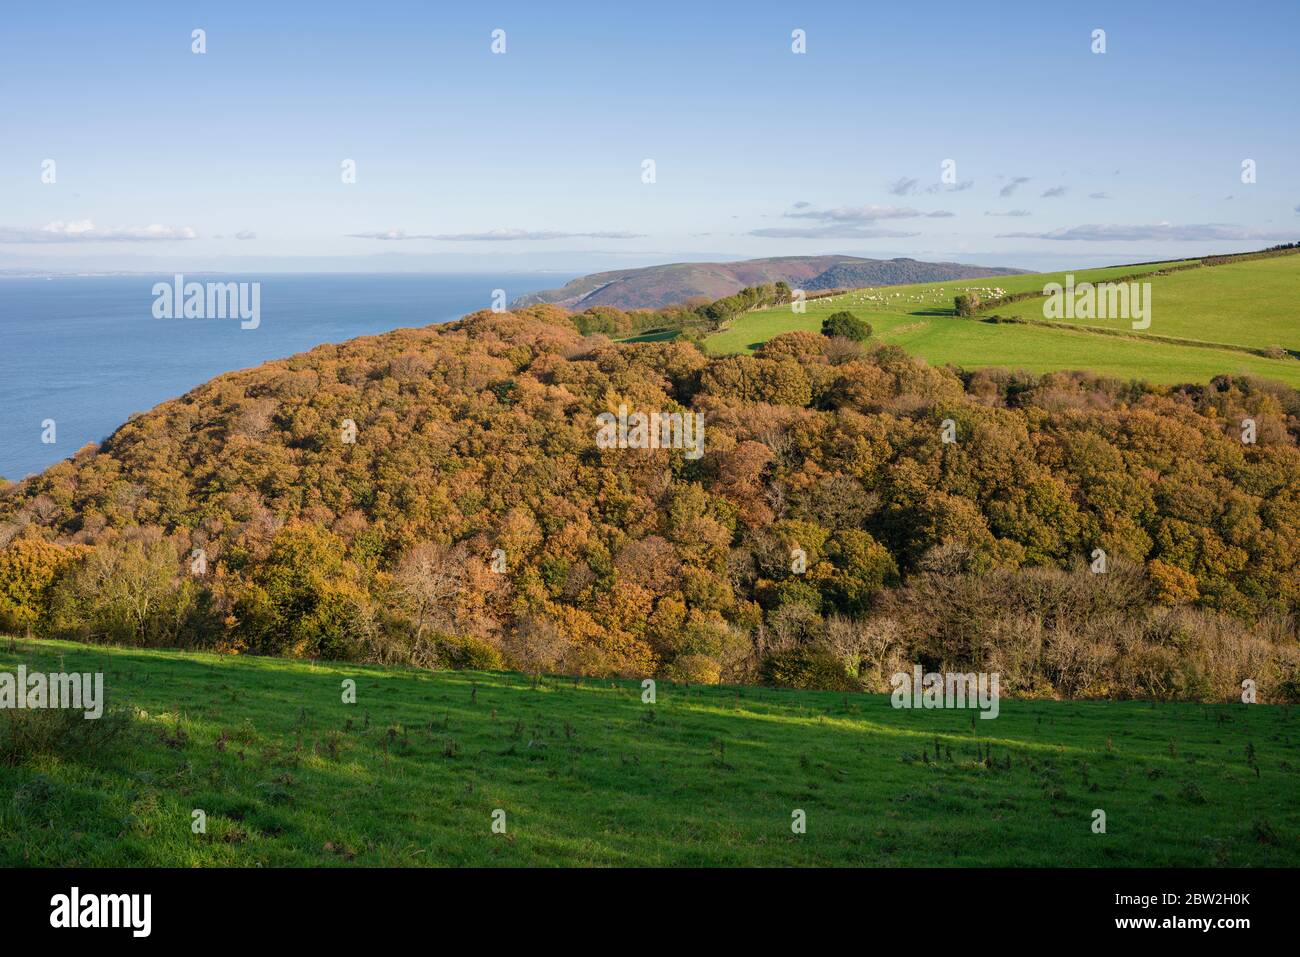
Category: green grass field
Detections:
[
  {"x1": 3, "y1": 639, "x2": 1297, "y2": 867},
  {"x1": 700, "y1": 256, "x2": 1300, "y2": 387},
  {"x1": 976, "y1": 256, "x2": 1299, "y2": 352}
]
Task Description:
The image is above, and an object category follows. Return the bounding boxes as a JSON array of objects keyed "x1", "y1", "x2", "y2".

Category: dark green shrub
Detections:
[
  {"x1": 760, "y1": 644, "x2": 862, "y2": 691},
  {"x1": 820, "y1": 312, "x2": 873, "y2": 341},
  {"x1": 435, "y1": 633, "x2": 504, "y2": 671}
]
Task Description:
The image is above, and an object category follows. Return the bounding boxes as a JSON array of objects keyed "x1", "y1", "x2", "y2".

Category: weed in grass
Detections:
[
  {"x1": 1252, "y1": 819, "x2": 1279, "y2": 845},
  {"x1": 1, "y1": 706, "x2": 133, "y2": 767},
  {"x1": 1179, "y1": 781, "x2": 1208, "y2": 805},
  {"x1": 12, "y1": 774, "x2": 54, "y2": 814}
]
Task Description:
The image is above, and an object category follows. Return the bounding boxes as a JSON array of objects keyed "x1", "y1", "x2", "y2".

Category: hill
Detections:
[
  {"x1": 1, "y1": 301, "x2": 1298, "y2": 702},
  {"x1": 802, "y1": 258, "x2": 1026, "y2": 291},
  {"x1": 2, "y1": 638, "x2": 1297, "y2": 866},
  {"x1": 966, "y1": 254, "x2": 1300, "y2": 353},
  {"x1": 701, "y1": 254, "x2": 1300, "y2": 387},
  {"x1": 513, "y1": 256, "x2": 1025, "y2": 311}
]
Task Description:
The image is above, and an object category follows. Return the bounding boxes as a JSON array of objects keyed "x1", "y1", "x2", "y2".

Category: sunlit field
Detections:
[
  {"x1": 3, "y1": 639, "x2": 1297, "y2": 867},
  {"x1": 702, "y1": 256, "x2": 1300, "y2": 387}
]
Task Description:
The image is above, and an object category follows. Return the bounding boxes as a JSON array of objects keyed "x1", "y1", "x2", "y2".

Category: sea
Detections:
[{"x1": 0, "y1": 273, "x2": 575, "y2": 480}]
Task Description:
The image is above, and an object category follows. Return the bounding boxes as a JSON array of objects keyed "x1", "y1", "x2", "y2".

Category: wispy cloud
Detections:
[
  {"x1": 999, "y1": 177, "x2": 1031, "y2": 198},
  {"x1": 0, "y1": 220, "x2": 198, "y2": 243},
  {"x1": 782, "y1": 204, "x2": 949, "y2": 223},
  {"x1": 1089, "y1": 192, "x2": 1111, "y2": 200},
  {"x1": 751, "y1": 202, "x2": 951, "y2": 238},
  {"x1": 888, "y1": 177, "x2": 919, "y2": 196},
  {"x1": 1041, "y1": 186, "x2": 1068, "y2": 198},
  {"x1": 750, "y1": 225, "x2": 921, "y2": 239},
  {"x1": 234, "y1": 230, "x2": 257, "y2": 240},
  {"x1": 985, "y1": 209, "x2": 1031, "y2": 217},
  {"x1": 348, "y1": 228, "x2": 645, "y2": 241},
  {"x1": 996, "y1": 222, "x2": 1299, "y2": 242},
  {"x1": 925, "y1": 180, "x2": 974, "y2": 193}
]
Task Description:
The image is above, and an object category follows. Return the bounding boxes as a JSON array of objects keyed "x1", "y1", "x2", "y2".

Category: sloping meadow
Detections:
[{"x1": 1, "y1": 638, "x2": 1297, "y2": 867}]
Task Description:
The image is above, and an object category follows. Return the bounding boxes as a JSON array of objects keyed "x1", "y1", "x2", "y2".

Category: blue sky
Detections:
[{"x1": 1, "y1": 0, "x2": 1297, "y2": 273}]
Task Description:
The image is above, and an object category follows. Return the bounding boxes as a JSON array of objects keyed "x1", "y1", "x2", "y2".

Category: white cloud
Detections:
[
  {"x1": 347, "y1": 228, "x2": 644, "y2": 241},
  {"x1": 783, "y1": 204, "x2": 947, "y2": 223},
  {"x1": 234, "y1": 230, "x2": 257, "y2": 240},
  {"x1": 0, "y1": 220, "x2": 198, "y2": 243},
  {"x1": 996, "y1": 222, "x2": 1299, "y2": 242},
  {"x1": 750, "y1": 225, "x2": 920, "y2": 239}
]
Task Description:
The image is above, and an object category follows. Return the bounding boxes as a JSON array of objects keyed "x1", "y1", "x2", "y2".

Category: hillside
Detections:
[
  {"x1": 802, "y1": 258, "x2": 1026, "y2": 291},
  {"x1": 702, "y1": 255, "x2": 1300, "y2": 387},
  {"x1": 513, "y1": 256, "x2": 1025, "y2": 311},
  {"x1": 1, "y1": 301, "x2": 1298, "y2": 702},
  {"x1": 3, "y1": 638, "x2": 1297, "y2": 866},
  {"x1": 967, "y1": 254, "x2": 1300, "y2": 353}
]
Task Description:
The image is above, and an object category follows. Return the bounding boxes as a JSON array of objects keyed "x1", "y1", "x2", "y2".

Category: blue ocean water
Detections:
[{"x1": 0, "y1": 273, "x2": 573, "y2": 480}]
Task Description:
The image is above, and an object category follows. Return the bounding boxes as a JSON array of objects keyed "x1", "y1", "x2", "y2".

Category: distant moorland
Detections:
[{"x1": 513, "y1": 255, "x2": 1026, "y2": 311}]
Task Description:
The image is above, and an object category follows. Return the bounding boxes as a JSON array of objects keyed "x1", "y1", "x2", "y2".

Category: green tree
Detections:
[
  {"x1": 233, "y1": 524, "x2": 368, "y2": 659},
  {"x1": 47, "y1": 536, "x2": 201, "y2": 646},
  {"x1": 821, "y1": 311, "x2": 873, "y2": 341}
]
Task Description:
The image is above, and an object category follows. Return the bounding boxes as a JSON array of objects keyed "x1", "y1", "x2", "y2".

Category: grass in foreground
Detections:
[{"x1": 2, "y1": 638, "x2": 1297, "y2": 867}]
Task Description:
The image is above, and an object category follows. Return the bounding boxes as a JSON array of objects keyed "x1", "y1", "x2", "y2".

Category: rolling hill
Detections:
[
  {"x1": 513, "y1": 256, "x2": 1026, "y2": 311},
  {"x1": 700, "y1": 253, "x2": 1300, "y2": 387}
]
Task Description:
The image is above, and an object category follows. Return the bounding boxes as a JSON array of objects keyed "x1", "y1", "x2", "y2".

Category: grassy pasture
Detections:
[
  {"x1": 2, "y1": 639, "x2": 1297, "y2": 867},
  {"x1": 700, "y1": 256, "x2": 1300, "y2": 387},
  {"x1": 972, "y1": 255, "x2": 1300, "y2": 352}
]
